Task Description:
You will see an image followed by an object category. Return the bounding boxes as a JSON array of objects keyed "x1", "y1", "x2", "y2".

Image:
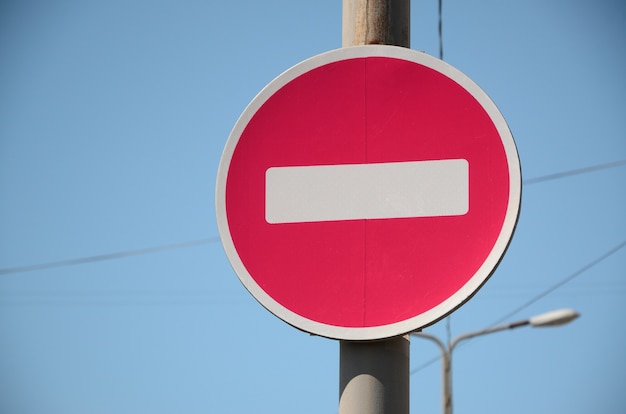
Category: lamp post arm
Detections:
[
  {"x1": 412, "y1": 310, "x2": 577, "y2": 414},
  {"x1": 449, "y1": 319, "x2": 530, "y2": 352},
  {"x1": 412, "y1": 331, "x2": 447, "y2": 355}
]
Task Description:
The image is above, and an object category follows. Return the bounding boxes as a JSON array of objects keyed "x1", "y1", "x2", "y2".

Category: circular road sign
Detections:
[{"x1": 216, "y1": 45, "x2": 521, "y2": 340}]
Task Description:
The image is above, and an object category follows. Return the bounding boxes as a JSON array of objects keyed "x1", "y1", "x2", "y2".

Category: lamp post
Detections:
[{"x1": 411, "y1": 308, "x2": 579, "y2": 414}]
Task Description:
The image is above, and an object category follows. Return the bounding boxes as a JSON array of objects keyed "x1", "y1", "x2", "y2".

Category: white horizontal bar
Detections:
[{"x1": 265, "y1": 159, "x2": 469, "y2": 224}]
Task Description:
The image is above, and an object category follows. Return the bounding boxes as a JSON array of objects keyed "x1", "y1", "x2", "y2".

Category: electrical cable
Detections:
[
  {"x1": 0, "y1": 158, "x2": 623, "y2": 275},
  {"x1": 523, "y1": 158, "x2": 626, "y2": 185},
  {"x1": 410, "y1": 238, "x2": 626, "y2": 376},
  {"x1": 0, "y1": 237, "x2": 219, "y2": 276},
  {"x1": 438, "y1": 0, "x2": 443, "y2": 60},
  {"x1": 486, "y1": 239, "x2": 626, "y2": 327}
]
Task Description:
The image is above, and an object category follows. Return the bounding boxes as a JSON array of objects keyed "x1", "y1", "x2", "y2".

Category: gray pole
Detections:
[
  {"x1": 339, "y1": 337, "x2": 410, "y2": 414},
  {"x1": 339, "y1": 1, "x2": 411, "y2": 414}
]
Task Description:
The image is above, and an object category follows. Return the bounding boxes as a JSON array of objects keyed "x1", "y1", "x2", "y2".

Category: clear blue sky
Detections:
[{"x1": 1, "y1": 1, "x2": 625, "y2": 413}]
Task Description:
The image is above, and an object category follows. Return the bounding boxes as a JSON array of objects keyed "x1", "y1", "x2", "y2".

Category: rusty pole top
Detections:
[{"x1": 342, "y1": 0, "x2": 410, "y2": 48}]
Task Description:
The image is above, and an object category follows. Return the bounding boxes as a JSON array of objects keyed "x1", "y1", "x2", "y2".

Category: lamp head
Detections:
[{"x1": 529, "y1": 308, "x2": 579, "y2": 327}]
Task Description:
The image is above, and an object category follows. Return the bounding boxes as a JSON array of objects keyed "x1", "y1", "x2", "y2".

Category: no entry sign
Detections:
[{"x1": 216, "y1": 46, "x2": 521, "y2": 340}]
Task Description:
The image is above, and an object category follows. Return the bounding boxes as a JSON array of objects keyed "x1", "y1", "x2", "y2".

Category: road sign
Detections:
[{"x1": 216, "y1": 46, "x2": 521, "y2": 340}]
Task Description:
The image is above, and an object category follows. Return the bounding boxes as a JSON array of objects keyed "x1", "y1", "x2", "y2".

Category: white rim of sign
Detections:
[{"x1": 215, "y1": 45, "x2": 522, "y2": 341}]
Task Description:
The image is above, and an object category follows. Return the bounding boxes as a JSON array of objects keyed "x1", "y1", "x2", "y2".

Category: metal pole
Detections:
[
  {"x1": 411, "y1": 333, "x2": 450, "y2": 414},
  {"x1": 339, "y1": 2, "x2": 411, "y2": 414},
  {"x1": 339, "y1": 336, "x2": 410, "y2": 414}
]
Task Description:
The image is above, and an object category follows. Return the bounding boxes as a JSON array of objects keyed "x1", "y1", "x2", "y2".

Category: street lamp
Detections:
[{"x1": 411, "y1": 308, "x2": 579, "y2": 414}]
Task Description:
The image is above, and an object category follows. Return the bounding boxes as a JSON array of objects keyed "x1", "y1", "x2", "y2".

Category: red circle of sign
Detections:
[{"x1": 219, "y1": 47, "x2": 519, "y2": 338}]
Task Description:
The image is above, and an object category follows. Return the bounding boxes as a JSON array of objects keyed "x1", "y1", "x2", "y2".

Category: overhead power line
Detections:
[
  {"x1": 0, "y1": 238, "x2": 219, "y2": 276},
  {"x1": 1, "y1": 158, "x2": 623, "y2": 276},
  {"x1": 523, "y1": 158, "x2": 626, "y2": 185},
  {"x1": 487, "y1": 239, "x2": 626, "y2": 327},
  {"x1": 410, "y1": 238, "x2": 626, "y2": 376},
  {"x1": 438, "y1": 0, "x2": 443, "y2": 60}
]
